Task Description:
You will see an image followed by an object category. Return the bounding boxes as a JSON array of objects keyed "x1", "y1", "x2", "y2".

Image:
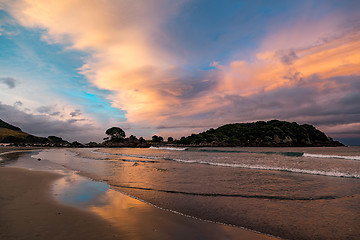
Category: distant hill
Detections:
[
  {"x1": 176, "y1": 120, "x2": 344, "y2": 147},
  {"x1": 0, "y1": 119, "x2": 21, "y2": 131},
  {"x1": 0, "y1": 119, "x2": 69, "y2": 145}
]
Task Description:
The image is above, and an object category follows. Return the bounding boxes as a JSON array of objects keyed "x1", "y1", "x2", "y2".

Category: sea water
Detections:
[{"x1": 5, "y1": 147, "x2": 360, "y2": 239}]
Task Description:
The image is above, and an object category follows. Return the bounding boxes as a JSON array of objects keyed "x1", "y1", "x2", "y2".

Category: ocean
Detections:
[{"x1": 3, "y1": 146, "x2": 360, "y2": 239}]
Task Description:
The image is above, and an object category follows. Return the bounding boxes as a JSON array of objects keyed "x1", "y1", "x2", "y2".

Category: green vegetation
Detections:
[
  {"x1": 0, "y1": 127, "x2": 49, "y2": 144},
  {"x1": 152, "y1": 135, "x2": 164, "y2": 142},
  {"x1": 0, "y1": 128, "x2": 30, "y2": 141},
  {"x1": 105, "y1": 127, "x2": 126, "y2": 141},
  {"x1": 0, "y1": 118, "x2": 344, "y2": 147},
  {"x1": 176, "y1": 120, "x2": 344, "y2": 147},
  {"x1": 103, "y1": 127, "x2": 149, "y2": 147}
]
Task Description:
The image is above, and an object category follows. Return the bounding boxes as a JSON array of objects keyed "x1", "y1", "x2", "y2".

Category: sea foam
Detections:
[
  {"x1": 303, "y1": 153, "x2": 360, "y2": 161},
  {"x1": 150, "y1": 146, "x2": 188, "y2": 151},
  {"x1": 169, "y1": 158, "x2": 360, "y2": 179}
]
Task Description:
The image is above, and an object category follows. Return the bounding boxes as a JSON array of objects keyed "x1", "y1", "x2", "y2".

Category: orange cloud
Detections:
[
  {"x1": 215, "y1": 31, "x2": 360, "y2": 97},
  {"x1": 5, "y1": 0, "x2": 187, "y2": 125},
  {"x1": 3, "y1": 0, "x2": 360, "y2": 137}
]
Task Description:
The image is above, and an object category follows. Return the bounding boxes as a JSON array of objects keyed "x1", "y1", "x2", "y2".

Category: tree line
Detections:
[
  {"x1": 103, "y1": 127, "x2": 173, "y2": 146},
  {"x1": 104, "y1": 120, "x2": 344, "y2": 147}
]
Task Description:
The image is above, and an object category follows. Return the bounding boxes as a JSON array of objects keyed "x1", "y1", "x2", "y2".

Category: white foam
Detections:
[
  {"x1": 303, "y1": 153, "x2": 360, "y2": 161},
  {"x1": 150, "y1": 146, "x2": 187, "y2": 151},
  {"x1": 92, "y1": 149, "x2": 360, "y2": 178},
  {"x1": 170, "y1": 159, "x2": 360, "y2": 178},
  {"x1": 91, "y1": 150, "x2": 112, "y2": 155}
]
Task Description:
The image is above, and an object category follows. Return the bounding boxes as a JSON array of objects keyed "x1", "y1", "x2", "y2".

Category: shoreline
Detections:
[
  {"x1": 0, "y1": 149, "x2": 277, "y2": 240},
  {"x1": 0, "y1": 146, "x2": 48, "y2": 154}
]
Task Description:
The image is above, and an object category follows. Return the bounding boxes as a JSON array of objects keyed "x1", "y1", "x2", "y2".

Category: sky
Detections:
[{"x1": 0, "y1": 0, "x2": 359, "y2": 145}]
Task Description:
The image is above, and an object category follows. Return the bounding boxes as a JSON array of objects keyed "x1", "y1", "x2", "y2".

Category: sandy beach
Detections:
[
  {"x1": 0, "y1": 167, "x2": 124, "y2": 240},
  {"x1": 0, "y1": 149, "x2": 277, "y2": 240}
]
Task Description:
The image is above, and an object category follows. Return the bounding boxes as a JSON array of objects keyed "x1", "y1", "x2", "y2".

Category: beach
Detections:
[
  {"x1": 0, "y1": 167, "x2": 123, "y2": 240},
  {"x1": 21, "y1": 146, "x2": 360, "y2": 240},
  {"x1": 2, "y1": 146, "x2": 360, "y2": 239},
  {"x1": 0, "y1": 148, "x2": 276, "y2": 240}
]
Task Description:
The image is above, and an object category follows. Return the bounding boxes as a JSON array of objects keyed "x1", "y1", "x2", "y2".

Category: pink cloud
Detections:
[{"x1": 3, "y1": 0, "x2": 360, "y2": 140}]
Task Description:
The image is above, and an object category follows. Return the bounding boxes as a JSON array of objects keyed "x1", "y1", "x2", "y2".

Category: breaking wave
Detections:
[
  {"x1": 150, "y1": 146, "x2": 188, "y2": 151},
  {"x1": 169, "y1": 158, "x2": 360, "y2": 179},
  {"x1": 303, "y1": 153, "x2": 360, "y2": 161},
  {"x1": 91, "y1": 149, "x2": 360, "y2": 178},
  {"x1": 189, "y1": 148, "x2": 304, "y2": 157}
]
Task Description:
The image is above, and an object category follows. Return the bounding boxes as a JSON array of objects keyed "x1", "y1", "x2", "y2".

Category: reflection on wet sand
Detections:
[
  {"x1": 52, "y1": 171, "x2": 275, "y2": 240},
  {"x1": 52, "y1": 173, "x2": 109, "y2": 207}
]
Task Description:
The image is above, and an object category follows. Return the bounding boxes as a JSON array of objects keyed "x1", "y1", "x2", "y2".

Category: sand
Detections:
[
  {"x1": 0, "y1": 148, "x2": 277, "y2": 240},
  {"x1": 0, "y1": 167, "x2": 123, "y2": 240}
]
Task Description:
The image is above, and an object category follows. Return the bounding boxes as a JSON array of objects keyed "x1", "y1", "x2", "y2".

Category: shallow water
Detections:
[
  {"x1": 4, "y1": 147, "x2": 360, "y2": 239},
  {"x1": 1, "y1": 150, "x2": 275, "y2": 240}
]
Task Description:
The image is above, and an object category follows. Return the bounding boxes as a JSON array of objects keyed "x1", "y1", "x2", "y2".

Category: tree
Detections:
[
  {"x1": 152, "y1": 135, "x2": 164, "y2": 142},
  {"x1": 105, "y1": 127, "x2": 125, "y2": 140},
  {"x1": 152, "y1": 135, "x2": 159, "y2": 142},
  {"x1": 167, "y1": 137, "x2": 174, "y2": 142},
  {"x1": 128, "y1": 135, "x2": 138, "y2": 143},
  {"x1": 71, "y1": 141, "x2": 83, "y2": 147}
]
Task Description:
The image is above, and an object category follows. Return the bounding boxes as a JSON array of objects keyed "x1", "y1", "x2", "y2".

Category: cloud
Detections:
[
  {"x1": 70, "y1": 109, "x2": 81, "y2": 117},
  {"x1": 0, "y1": 77, "x2": 17, "y2": 88},
  {"x1": 153, "y1": 72, "x2": 360, "y2": 140},
  {"x1": 36, "y1": 105, "x2": 53, "y2": 114},
  {"x1": 4, "y1": 0, "x2": 190, "y2": 124},
  {"x1": 50, "y1": 111, "x2": 60, "y2": 116},
  {"x1": 277, "y1": 50, "x2": 298, "y2": 65},
  {"x1": 13, "y1": 100, "x2": 22, "y2": 107},
  {"x1": 0, "y1": 102, "x2": 104, "y2": 142},
  {"x1": 36, "y1": 105, "x2": 68, "y2": 118},
  {"x1": 3, "y1": 0, "x2": 360, "y2": 142}
]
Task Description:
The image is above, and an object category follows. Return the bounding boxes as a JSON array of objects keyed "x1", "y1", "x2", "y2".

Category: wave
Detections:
[
  {"x1": 169, "y1": 158, "x2": 360, "y2": 179},
  {"x1": 90, "y1": 149, "x2": 360, "y2": 178},
  {"x1": 91, "y1": 150, "x2": 112, "y2": 155},
  {"x1": 188, "y1": 148, "x2": 360, "y2": 160},
  {"x1": 150, "y1": 146, "x2": 188, "y2": 151},
  {"x1": 110, "y1": 184, "x2": 341, "y2": 201},
  {"x1": 303, "y1": 153, "x2": 360, "y2": 161},
  {"x1": 191, "y1": 148, "x2": 304, "y2": 157}
]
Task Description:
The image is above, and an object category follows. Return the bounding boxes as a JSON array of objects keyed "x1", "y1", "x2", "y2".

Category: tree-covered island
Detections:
[{"x1": 175, "y1": 120, "x2": 344, "y2": 147}]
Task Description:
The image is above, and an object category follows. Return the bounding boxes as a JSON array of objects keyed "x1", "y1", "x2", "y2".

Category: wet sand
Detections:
[
  {"x1": 0, "y1": 149, "x2": 277, "y2": 240},
  {"x1": 0, "y1": 167, "x2": 123, "y2": 240}
]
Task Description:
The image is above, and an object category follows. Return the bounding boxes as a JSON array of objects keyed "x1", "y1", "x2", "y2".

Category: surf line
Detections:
[{"x1": 110, "y1": 184, "x2": 342, "y2": 201}]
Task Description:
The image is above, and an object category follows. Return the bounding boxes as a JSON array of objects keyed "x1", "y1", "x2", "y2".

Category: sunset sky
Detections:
[{"x1": 0, "y1": 0, "x2": 359, "y2": 144}]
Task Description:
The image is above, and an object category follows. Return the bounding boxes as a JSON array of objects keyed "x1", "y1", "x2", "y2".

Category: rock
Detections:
[{"x1": 155, "y1": 168, "x2": 168, "y2": 172}]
